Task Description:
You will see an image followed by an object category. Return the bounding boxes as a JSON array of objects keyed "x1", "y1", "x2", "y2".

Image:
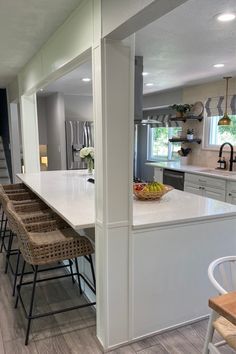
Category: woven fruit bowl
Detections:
[{"x1": 133, "y1": 182, "x2": 173, "y2": 201}]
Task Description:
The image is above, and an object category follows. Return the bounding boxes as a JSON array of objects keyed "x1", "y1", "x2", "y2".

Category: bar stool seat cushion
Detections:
[
  {"x1": 213, "y1": 316, "x2": 236, "y2": 350},
  {"x1": 25, "y1": 228, "x2": 94, "y2": 265}
]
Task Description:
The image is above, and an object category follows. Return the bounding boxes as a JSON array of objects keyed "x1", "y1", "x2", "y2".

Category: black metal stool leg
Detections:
[
  {"x1": 0, "y1": 210, "x2": 4, "y2": 238},
  {"x1": 89, "y1": 254, "x2": 96, "y2": 292},
  {"x1": 25, "y1": 265, "x2": 38, "y2": 346},
  {"x1": 0, "y1": 217, "x2": 8, "y2": 253},
  {"x1": 12, "y1": 250, "x2": 21, "y2": 296},
  {"x1": 4, "y1": 231, "x2": 13, "y2": 274},
  {"x1": 15, "y1": 260, "x2": 26, "y2": 309},
  {"x1": 69, "y1": 259, "x2": 75, "y2": 284},
  {"x1": 74, "y1": 257, "x2": 82, "y2": 294}
]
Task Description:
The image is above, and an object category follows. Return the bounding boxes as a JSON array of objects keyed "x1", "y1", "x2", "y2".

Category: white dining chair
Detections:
[{"x1": 203, "y1": 255, "x2": 236, "y2": 354}]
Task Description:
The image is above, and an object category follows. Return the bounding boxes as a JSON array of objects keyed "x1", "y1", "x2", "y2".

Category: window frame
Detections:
[
  {"x1": 203, "y1": 113, "x2": 236, "y2": 151},
  {"x1": 147, "y1": 125, "x2": 181, "y2": 162}
]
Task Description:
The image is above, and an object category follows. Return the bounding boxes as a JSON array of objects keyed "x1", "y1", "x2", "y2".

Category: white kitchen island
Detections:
[{"x1": 17, "y1": 170, "x2": 236, "y2": 345}]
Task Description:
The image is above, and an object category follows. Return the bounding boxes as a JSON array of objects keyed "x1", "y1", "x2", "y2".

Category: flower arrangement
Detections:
[{"x1": 80, "y1": 147, "x2": 94, "y2": 173}]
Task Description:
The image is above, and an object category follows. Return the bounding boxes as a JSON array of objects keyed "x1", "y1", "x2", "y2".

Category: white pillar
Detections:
[
  {"x1": 9, "y1": 103, "x2": 21, "y2": 181},
  {"x1": 93, "y1": 38, "x2": 134, "y2": 349},
  {"x1": 20, "y1": 94, "x2": 40, "y2": 173}
]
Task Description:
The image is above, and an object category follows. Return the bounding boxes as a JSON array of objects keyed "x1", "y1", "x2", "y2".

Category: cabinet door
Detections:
[
  {"x1": 203, "y1": 186, "x2": 226, "y2": 202},
  {"x1": 226, "y1": 182, "x2": 236, "y2": 204},
  {"x1": 184, "y1": 183, "x2": 203, "y2": 196},
  {"x1": 154, "y1": 167, "x2": 163, "y2": 183},
  {"x1": 226, "y1": 191, "x2": 236, "y2": 205}
]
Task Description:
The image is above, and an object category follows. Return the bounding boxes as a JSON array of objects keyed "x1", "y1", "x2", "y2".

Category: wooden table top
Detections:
[{"x1": 209, "y1": 291, "x2": 236, "y2": 325}]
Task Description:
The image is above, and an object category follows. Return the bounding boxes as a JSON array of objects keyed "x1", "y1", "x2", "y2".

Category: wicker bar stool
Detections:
[
  {"x1": 0, "y1": 187, "x2": 44, "y2": 254},
  {"x1": 0, "y1": 184, "x2": 29, "y2": 236},
  {"x1": 0, "y1": 185, "x2": 39, "y2": 239},
  {"x1": 0, "y1": 188, "x2": 48, "y2": 277},
  {"x1": 6, "y1": 201, "x2": 96, "y2": 345},
  {"x1": 0, "y1": 190, "x2": 71, "y2": 296}
]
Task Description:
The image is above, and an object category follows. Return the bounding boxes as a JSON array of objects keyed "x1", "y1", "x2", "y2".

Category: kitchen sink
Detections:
[{"x1": 199, "y1": 169, "x2": 236, "y2": 176}]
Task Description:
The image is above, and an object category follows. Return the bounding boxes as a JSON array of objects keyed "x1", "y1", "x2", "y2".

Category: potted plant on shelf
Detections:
[
  {"x1": 186, "y1": 128, "x2": 194, "y2": 140},
  {"x1": 170, "y1": 103, "x2": 192, "y2": 118}
]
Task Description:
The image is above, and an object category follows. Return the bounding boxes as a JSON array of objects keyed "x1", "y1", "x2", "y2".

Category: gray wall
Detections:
[
  {"x1": 64, "y1": 95, "x2": 93, "y2": 121},
  {"x1": 37, "y1": 96, "x2": 48, "y2": 145},
  {"x1": 45, "y1": 93, "x2": 67, "y2": 171}
]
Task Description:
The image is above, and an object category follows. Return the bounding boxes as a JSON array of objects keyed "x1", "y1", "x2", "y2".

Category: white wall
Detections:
[
  {"x1": 64, "y1": 94, "x2": 93, "y2": 121},
  {"x1": 143, "y1": 87, "x2": 183, "y2": 109},
  {"x1": 102, "y1": 0, "x2": 188, "y2": 39}
]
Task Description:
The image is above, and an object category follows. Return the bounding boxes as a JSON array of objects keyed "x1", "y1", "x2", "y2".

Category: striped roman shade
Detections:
[
  {"x1": 205, "y1": 95, "x2": 236, "y2": 117},
  {"x1": 142, "y1": 108, "x2": 181, "y2": 127}
]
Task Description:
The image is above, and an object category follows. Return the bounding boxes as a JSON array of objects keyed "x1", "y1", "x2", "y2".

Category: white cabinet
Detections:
[
  {"x1": 154, "y1": 167, "x2": 163, "y2": 183},
  {"x1": 184, "y1": 183, "x2": 202, "y2": 196},
  {"x1": 184, "y1": 173, "x2": 226, "y2": 201},
  {"x1": 226, "y1": 181, "x2": 236, "y2": 205}
]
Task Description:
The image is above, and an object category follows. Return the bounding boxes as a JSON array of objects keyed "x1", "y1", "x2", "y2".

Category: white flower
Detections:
[{"x1": 80, "y1": 147, "x2": 94, "y2": 159}]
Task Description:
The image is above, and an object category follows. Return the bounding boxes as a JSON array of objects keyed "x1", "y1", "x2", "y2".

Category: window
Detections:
[
  {"x1": 147, "y1": 126, "x2": 182, "y2": 161},
  {"x1": 207, "y1": 115, "x2": 236, "y2": 147}
]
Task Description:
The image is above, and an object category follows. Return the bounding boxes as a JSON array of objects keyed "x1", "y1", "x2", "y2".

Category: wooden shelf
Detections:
[
  {"x1": 170, "y1": 115, "x2": 203, "y2": 122},
  {"x1": 169, "y1": 138, "x2": 202, "y2": 144}
]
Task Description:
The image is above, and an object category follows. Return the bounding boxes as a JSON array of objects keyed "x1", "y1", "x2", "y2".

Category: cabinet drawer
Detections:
[{"x1": 185, "y1": 173, "x2": 226, "y2": 189}]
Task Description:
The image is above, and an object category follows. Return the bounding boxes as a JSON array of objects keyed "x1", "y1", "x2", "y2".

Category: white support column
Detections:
[
  {"x1": 20, "y1": 94, "x2": 40, "y2": 173},
  {"x1": 9, "y1": 103, "x2": 21, "y2": 181},
  {"x1": 93, "y1": 38, "x2": 134, "y2": 349}
]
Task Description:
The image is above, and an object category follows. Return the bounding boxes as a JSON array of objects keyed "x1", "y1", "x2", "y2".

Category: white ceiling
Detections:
[
  {"x1": 39, "y1": 61, "x2": 92, "y2": 96},
  {"x1": 136, "y1": 0, "x2": 236, "y2": 94},
  {"x1": 38, "y1": 0, "x2": 236, "y2": 97},
  {"x1": 0, "y1": 0, "x2": 81, "y2": 87}
]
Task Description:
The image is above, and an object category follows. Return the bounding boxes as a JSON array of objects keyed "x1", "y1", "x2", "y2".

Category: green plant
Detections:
[
  {"x1": 170, "y1": 104, "x2": 192, "y2": 113},
  {"x1": 187, "y1": 128, "x2": 194, "y2": 134}
]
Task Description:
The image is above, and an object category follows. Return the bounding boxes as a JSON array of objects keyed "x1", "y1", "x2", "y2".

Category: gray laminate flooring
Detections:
[{"x1": 0, "y1": 252, "x2": 235, "y2": 354}]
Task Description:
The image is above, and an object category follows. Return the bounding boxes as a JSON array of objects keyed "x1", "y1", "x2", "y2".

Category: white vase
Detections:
[
  {"x1": 180, "y1": 156, "x2": 189, "y2": 165},
  {"x1": 187, "y1": 134, "x2": 193, "y2": 140}
]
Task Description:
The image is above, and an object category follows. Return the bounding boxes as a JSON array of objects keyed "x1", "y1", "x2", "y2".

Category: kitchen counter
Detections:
[
  {"x1": 17, "y1": 170, "x2": 236, "y2": 343},
  {"x1": 146, "y1": 161, "x2": 236, "y2": 181},
  {"x1": 17, "y1": 170, "x2": 236, "y2": 231},
  {"x1": 17, "y1": 170, "x2": 95, "y2": 229},
  {"x1": 133, "y1": 189, "x2": 236, "y2": 229}
]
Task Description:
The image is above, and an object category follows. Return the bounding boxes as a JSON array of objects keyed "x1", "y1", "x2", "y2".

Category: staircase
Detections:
[{"x1": 0, "y1": 137, "x2": 10, "y2": 185}]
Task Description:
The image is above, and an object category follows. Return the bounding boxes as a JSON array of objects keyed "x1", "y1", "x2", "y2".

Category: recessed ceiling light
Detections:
[
  {"x1": 40, "y1": 88, "x2": 44, "y2": 92},
  {"x1": 217, "y1": 13, "x2": 236, "y2": 22},
  {"x1": 142, "y1": 72, "x2": 149, "y2": 76},
  {"x1": 213, "y1": 63, "x2": 225, "y2": 68},
  {"x1": 82, "y1": 78, "x2": 91, "y2": 82},
  {"x1": 145, "y1": 83, "x2": 154, "y2": 87}
]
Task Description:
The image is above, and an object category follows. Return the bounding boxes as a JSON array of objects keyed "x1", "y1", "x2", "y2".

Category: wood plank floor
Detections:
[{"x1": 0, "y1": 252, "x2": 235, "y2": 354}]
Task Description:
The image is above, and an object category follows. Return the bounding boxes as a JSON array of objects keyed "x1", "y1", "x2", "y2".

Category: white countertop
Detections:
[
  {"x1": 17, "y1": 170, "x2": 95, "y2": 230},
  {"x1": 17, "y1": 170, "x2": 236, "y2": 231},
  {"x1": 133, "y1": 189, "x2": 236, "y2": 229},
  {"x1": 146, "y1": 161, "x2": 236, "y2": 181}
]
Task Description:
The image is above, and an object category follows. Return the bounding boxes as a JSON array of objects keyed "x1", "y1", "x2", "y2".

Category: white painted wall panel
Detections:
[
  {"x1": 41, "y1": 1, "x2": 93, "y2": 78},
  {"x1": 131, "y1": 219, "x2": 236, "y2": 339}
]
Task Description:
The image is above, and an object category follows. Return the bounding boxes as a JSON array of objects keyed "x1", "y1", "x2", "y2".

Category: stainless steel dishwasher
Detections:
[{"x1": 163, "y1": 169, "x2": 185, "y2": 191}]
